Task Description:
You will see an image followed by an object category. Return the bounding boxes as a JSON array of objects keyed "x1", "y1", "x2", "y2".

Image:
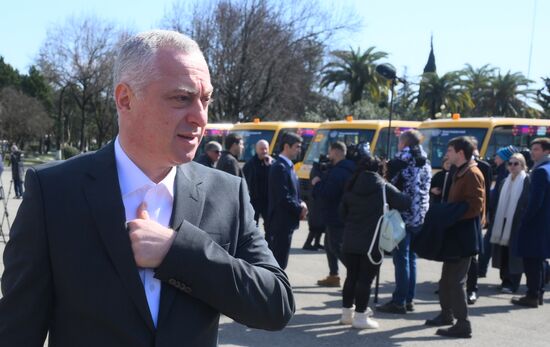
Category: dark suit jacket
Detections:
[
  {"x1": 266, "y1": 157, "x2": 301, "y2": 234},
  {"x1": 0, "y1": 142, "x2": 294, "y2": 346}
]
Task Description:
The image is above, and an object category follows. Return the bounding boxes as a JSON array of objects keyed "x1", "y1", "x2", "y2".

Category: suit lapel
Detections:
[
  {"x1": 82, "y1": 142, "x2": 155, "y2": 332},
  {"x1": 157, "y1": 162, "x2": 206, "y2": 327}
]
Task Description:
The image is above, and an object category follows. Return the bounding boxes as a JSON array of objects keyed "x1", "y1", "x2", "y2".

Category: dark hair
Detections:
[
  {"x1": 531, "y1": 137, "x2": 550, "y2": 152},
  {"x1": 225, "y1": 133, "x2": 242, "y2": 150},
  {"x1": 280, "y1": 132, "x2": 303, "y2": 151},
  {"x1": 399, "y1": 129, "x2": 422, "y2": 148},
  {"x1": 330, "y1": 141, "x2": 347, "y2": 154},
  {"x1": 346, "y1": 155, "x2": 386, "y2": 192},
  {"x1": 447, "y1": 136, "x2": 475, "y2": 160}
]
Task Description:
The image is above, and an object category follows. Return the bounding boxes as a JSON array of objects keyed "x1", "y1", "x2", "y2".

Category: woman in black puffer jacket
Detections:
[{"x1": 338, "y1": 154, "x2": 410, "y2": 329}]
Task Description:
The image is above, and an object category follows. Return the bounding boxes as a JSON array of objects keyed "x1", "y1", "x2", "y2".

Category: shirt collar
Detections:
[
  {"x1": 278, "y1": 154, "x2": 293, "y2": 167},
  {"x1": 114, "y1": 136, "x2": 176, "y2": 198}
]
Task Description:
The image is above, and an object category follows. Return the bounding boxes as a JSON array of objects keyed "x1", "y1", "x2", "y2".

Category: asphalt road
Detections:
[{"x1": 0, "y1": 170, "x2": 548, "y2": 346}]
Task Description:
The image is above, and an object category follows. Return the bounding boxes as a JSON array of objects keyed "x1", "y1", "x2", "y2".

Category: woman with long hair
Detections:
[
  {"x1": 490, "y1": 153, "x2": 530, "y2": 293},
  {"x1": 339, "y1": 147, "x2": 410, "y2": 329}
]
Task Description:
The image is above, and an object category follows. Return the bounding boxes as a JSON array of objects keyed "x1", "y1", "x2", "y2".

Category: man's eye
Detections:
[{"x1": 174, "y1": 95, "x2": 191, "y2": 103}]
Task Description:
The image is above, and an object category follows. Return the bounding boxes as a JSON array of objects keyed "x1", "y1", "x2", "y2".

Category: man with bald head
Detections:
[
  {"x1": 243, "y1": 139, "x2": 273, "y2": 226},
  {"x1": 0, "y1": 30, "x2": 294, "y2": 346}
]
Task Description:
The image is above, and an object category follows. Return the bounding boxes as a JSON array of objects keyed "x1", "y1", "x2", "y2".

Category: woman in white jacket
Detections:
[{"x1": 490, "y1": 153, "x2": 530, "y2": 293}]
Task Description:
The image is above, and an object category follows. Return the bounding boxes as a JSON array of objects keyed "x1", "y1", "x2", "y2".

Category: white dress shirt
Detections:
[{"x1": 114, "y1": 137, "x2": 176, "y2": 327}]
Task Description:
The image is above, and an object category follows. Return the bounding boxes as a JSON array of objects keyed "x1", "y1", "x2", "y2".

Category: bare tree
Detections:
[
  {"x1": 0, "y1": 87, "x2": 53, "y2": 148},
  {"x1": 37, "y1": 16, "x2": 119, "y2": 151},
  {"x1": 162, "y1": 0, "x2": 356, "y2": 122}
]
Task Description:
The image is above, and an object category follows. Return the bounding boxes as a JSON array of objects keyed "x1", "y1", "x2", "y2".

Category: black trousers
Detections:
[
  {"x1": 467, "y1": 256, "x2": 478, "y2": 294},
  {"x1": 439, "y1": 257, "x2": 471, "y2": 321},
  {"x1": 499, "y1": 246, "x2": 521, "y2": 292},
  {"x1": 523, "y1": 257, "x2": 545, "y2": 299},
  {"x1": 342, "y1": 253, "x2": 379, "y2": 313}
]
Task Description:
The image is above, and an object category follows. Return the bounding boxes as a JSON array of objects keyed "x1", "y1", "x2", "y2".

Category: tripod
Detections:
[{"x1": 0, "y1": 179, "x2": 13, "y2": 243}]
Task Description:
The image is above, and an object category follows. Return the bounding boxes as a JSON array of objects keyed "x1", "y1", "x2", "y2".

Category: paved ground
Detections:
[{"x1": 0, "y1": 169, "x2": 549, "y2": 346}]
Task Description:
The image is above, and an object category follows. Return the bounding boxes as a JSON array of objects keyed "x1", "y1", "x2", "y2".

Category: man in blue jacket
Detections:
[
  {"x1": 312, "y1": 141, "x2": 355, "y2": 287},
  {"x1": 266, "y1": 132, "x2": 308, "y2": 269},
  {"x1": 513, "y1": 137, "x2": 550, "y2": 308}
]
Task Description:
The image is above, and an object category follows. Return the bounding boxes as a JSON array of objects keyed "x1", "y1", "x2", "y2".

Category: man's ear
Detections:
[{"x1": 115, "y1": 83, "x2": 134, "y2": 113}]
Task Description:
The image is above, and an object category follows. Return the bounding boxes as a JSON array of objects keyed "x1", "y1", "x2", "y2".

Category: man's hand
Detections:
[
  {"x1": 127, "y1": 202, "x2": 176, "y2": 268},
  {"x1": 430, "y1": 187, "x2": 442, "y2": 196},
  {"x1": 299, "y1": 201, "x2": 308, "y2": 220},
  {"x1": 311, "y1": 176, "x2": 321, "y2": 186}
]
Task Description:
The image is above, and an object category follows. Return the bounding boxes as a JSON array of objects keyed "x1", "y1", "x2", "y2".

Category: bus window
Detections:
[
  {"x1": 419, "y1": 128, "x2": 488, "y2": 169},
  {"x1": 486, "y1": 125, "x2": 550, "y2": 160},
  {"x1": 273, "y1": 128, "x2": 317, "y2": 162},
  {"x1": 232, "y1": 130, "x2": 276, "y2": 162},
  {"x1": 374, "y1": 127, "x2": 415, "y2": 159},
  {"x1": 304, "y1": 128, "x2": 375, "y2": 165}
]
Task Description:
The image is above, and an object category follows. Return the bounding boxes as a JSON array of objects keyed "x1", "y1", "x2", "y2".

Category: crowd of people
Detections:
[
  {"x1": 200, "y1": 128, "x2": 550, "y2": 339},
  {"x1": 0, "y1": 29, "x2": 548, "y2": 345}
]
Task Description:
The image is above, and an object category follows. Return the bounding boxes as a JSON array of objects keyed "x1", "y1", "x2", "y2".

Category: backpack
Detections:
[{"x1": 368, "y1": 183, "x2": 406, "y2": 265}]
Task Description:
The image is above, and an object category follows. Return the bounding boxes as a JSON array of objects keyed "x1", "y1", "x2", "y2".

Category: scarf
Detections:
[{"x1": 490, "y1": 171, "x2": 526, "y2": 246}]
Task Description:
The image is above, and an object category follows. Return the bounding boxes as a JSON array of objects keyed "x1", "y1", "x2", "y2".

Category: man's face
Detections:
[
  {"x1": 207, "y1": 148, "x2": 221, "y2": 162},
  {"x1": 117, "y1": 48, "x2": 213, "y2": 169},
  {"x1": 286, "y1": 142, "x2": 302, "y2": 161},
  {"x1": 232, "y1": 140, "x2": 244, "y2": 157},
  {"x1": 531, "y1": 144, "x2": 549, "y2": 163},
  {"x1": 446, "y1": 146, "x2": 460, "y2": 166},
  {"x1": 256, "y1": 142, "x2": 269, "y2": 160}
]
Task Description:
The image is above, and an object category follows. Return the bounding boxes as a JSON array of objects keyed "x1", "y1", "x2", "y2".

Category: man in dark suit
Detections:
[
  {"x1": 0, "y1": 29, "x2": 294, "y2": 346},
  {"x1": 266, "y1": 132, "x2": 308, "y2": 270},
  {"x1": 195, "y1": 140, "x2": 222, "y2": 168},
  {"x1": 216, "y1": 133, "x2": 244, "y2": 177}
]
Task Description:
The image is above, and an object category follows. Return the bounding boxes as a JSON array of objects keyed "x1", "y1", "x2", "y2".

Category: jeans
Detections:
[
  {"x1": 325, "y1": 226, "x2": 344, "y2": 275},
  {"x1": 391, "y1": 227, "x2": 418, "y2": 305}
]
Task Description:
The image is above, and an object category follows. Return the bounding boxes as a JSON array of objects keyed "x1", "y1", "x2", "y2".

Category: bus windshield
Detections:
[
  {"x1": 272, "y1": 128, "x2": 317, "y2": 162},
  {"x1": 232, "y1": 130, "x2": 275, "y2": 162},
  {"x1": 304, "y1": 128, "x2": 375, "y2": 164},
  {"x1": 419, "y1": 127, "x2": 488, "y2": 168},
  {"x1": 486, "y1": 125, "x2": 550, "y2": 160}
]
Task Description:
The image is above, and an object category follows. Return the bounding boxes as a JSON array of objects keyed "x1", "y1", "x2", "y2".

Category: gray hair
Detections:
[
  {"x1": 205, "y1": 141, "x2": 222, "y2": 152},
  {"x1": 113, "y1": 30, "x2": 203, "y2": 94}
]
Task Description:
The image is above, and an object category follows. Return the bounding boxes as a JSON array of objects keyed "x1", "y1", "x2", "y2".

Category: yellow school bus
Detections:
[
  {"x1": 230, "y1": 121, "x2": 319, "y2": 164},
  {"x1": 195, "y1": 123, "x2": 234, "y2": 158},
  {"x1": 297, "y1": 119, "x2": 421, "y2": 202},
  {"x1": 419, "y1": 116, "x2": 550, "y2": 169}
]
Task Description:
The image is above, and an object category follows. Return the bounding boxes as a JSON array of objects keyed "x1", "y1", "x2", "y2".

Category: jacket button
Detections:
[{"x1": 168, "y1": 278, "x2": 177, "y2": 286}]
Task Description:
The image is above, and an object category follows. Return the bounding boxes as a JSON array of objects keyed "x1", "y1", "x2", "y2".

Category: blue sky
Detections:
[{"x1": 1, "y1": 0, "x2": 548, "y2": 88}]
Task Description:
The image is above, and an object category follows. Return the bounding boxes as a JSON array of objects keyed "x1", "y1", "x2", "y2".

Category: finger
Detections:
[{"x1": 136, "y1": 201, "x2": 150, "y2": 220}]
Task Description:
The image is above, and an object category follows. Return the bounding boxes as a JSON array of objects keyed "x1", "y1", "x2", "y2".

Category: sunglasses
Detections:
[{"x1": 508, "y1": 161, "x2": 520, "y2": 167}]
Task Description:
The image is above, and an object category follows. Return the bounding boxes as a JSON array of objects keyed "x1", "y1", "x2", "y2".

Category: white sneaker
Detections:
[
  {"x1": 352, "y1": 311, "x2": 379, "y2": 329},
  {"x1": 340, "y1": 307, "x2": 353, "y2": 325}
]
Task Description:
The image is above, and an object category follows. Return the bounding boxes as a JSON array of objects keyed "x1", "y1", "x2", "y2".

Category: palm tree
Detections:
[
  {"x1": 461, "y1": 64, "x2": 496, "y2": 116},
  {"x1": 320, "y1": 47, "x2": 388, "y2": 105},
  {"x1": 486, "y1": 71, "x2": 534, "y2": 117},
  {"x1": 417, "y1": 71, "x2": 473, "y2": 118}
]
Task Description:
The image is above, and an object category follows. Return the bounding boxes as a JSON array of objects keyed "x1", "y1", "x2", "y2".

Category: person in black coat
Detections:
[
  {"x1": 338, "y1": 151, "x2": 410, "y2": 329},
  {"x1": 243, "y1": 140, "x2": 273, "y2": 226},
  {"x1": 216, "y1": 133, "x2": 244, "y2": 177},
  {"x1": 9, "y1": 145, "x2": 24, "y2": 198},
  {"x1": 312, "y1": 141, "x2": 355, "y2": 287},
  {"x1": 195, "y1": 141, "x2": 222, "y2": 168}
]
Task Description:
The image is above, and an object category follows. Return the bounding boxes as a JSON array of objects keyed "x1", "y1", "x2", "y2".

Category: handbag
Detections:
[{"x1": 368, "y1": 183, "x2": 406, "y2": 265}]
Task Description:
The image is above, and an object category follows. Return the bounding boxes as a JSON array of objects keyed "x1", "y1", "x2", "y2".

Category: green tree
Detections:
[
  {"x1": 417, "y1": 71, "x2": 473, "y2": 118},
  {"x1": 461, "y1": 64, "x2": 496, "y2": 116},
  {"x1": 485, "y1": 71, "x2": 535, "y2": 117},
  {"x1": 536, "y1": 77, "x2": 550, "y2": 118},
  {"x1": 20, "y1": 65, "x2": 54, "y2": 112},
  {"x1": 320, "y1": 46, "x2": 388, "y2": 105},
  {"x1": 0, "y1": 56, "x2": 21, "y2": 89}
]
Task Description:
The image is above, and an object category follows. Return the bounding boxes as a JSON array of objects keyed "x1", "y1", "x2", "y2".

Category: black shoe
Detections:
[
  {"x1": 315, "y1": 244, "x2": 324, "y2": 250},
  {"x1": 425, "y1": 314, "x2": 454, "y2": 327},
  {"x1": 511, "y1": 296, "x2": 538, "y2": 308},
  {"x1": 467, "y1": 292, "x2": 477, "y2": 305},
  {"x1": 376, "y1": 301, "x2": 406, "y2": 314},
  {"x1": 302, "y1": 244, "x2": 317, "y2": 251},
  {"x1": 436, "y1": 320, "x2": 472, "y2": 338},
  {"x1": 406, "y1": 302, "x2": 414, "y2": 312}
]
